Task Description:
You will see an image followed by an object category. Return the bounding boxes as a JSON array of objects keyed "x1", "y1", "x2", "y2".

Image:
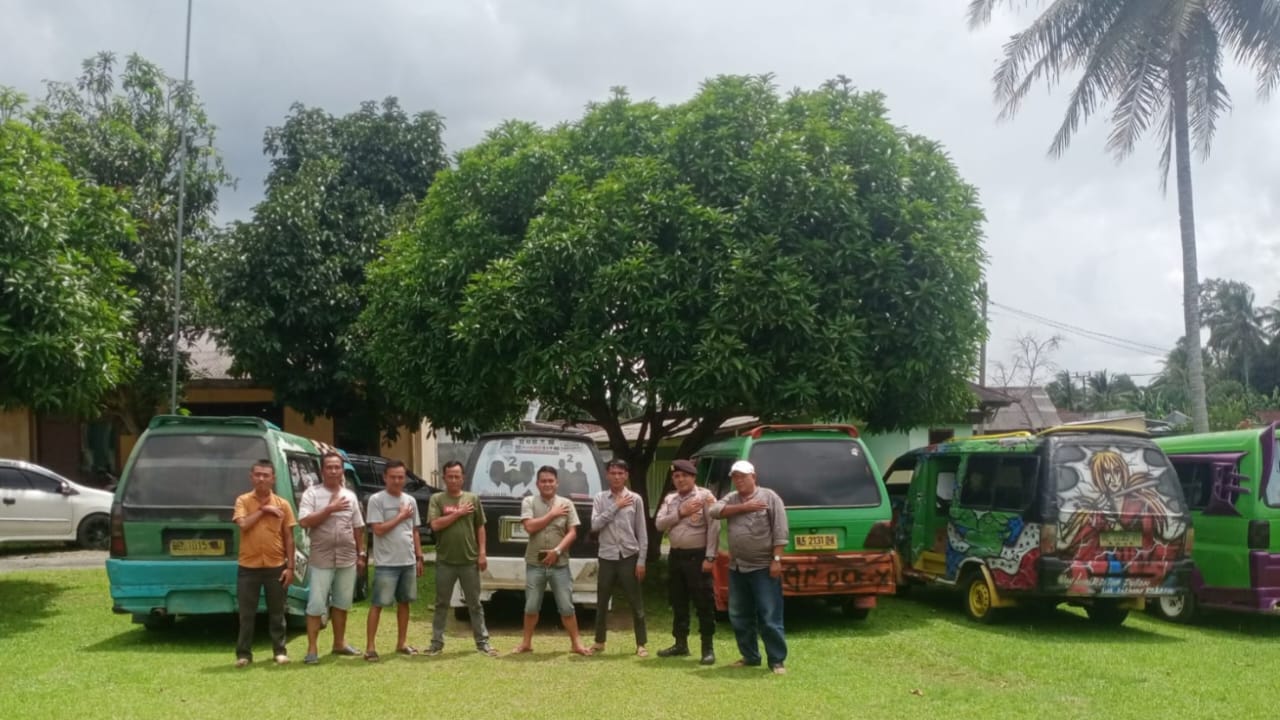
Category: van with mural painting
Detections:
[
  {"x1": 693, "y1": 424, "x2": 896, "y2": 619},
  {"x1": 886, "y1": 426, "x2": 1193, "y2": 625},
  {"x1": 1151, "y1": 423, "x2": 1280, "y2": 622},
  {"x1": 106, "y1": 415, "x2": 324, "y2": 629},
  {"x1": 460, "y1": 431, "x2": 605, "y2": 610}
]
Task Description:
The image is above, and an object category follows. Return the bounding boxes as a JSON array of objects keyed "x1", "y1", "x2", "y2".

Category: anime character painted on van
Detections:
[
  {"x1": 1153, "y1": 423, "x2": 1280, "y2": 621},
  {"x1": 694, "y1": 424, "x2": 896, "y2": 619},
  {"x1": 887, "y1": 426, "x2": 1193, "y2": 625},
  {"x1": 106, "y1": 416, "x2": 323, "y2": 629}
]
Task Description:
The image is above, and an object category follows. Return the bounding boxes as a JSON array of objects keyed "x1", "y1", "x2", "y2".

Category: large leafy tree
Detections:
[
  {"x1": 28, "y1": 52, "x2": 232, "y2": 432},
  {"x1": 214, "y1": 98, "x2": 447, "y2": 445},
  {"x1": 363, "y1": 75, "x2": 987, "y2": 491},
  {"x1": 0, "y1": 118, "x2": 137, "y2": 414},
  {"x1": 969, "y1": 0, "x2": 1280, "y2": 433}
]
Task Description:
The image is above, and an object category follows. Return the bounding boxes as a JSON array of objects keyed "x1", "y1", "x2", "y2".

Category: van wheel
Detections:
[
  {"x1": 840, "y1": 599, "x2": 870, "y2": 620},
  {"x1": 1085, "y1": 600, "x2": 1129, "y2": 626},
  {"x1": 1149, "y1": 593, "x2": 1196, "y2": 623},
  {"x1": 77, "y1": 514, "x2": 110, "y2": 550},
  {"x1": 140, "y1": 615, "x2": 174, "y2": 631},
  {"x1": 962, "y1": 570, "x2": 1000, "y2": 624}
]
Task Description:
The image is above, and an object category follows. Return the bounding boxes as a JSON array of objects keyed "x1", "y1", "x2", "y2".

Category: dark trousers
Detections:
[
  {"x1": 595, "y1": 555, "x2": 647, "y2": 645},
  {"x1": 668, "y1": 548, "x2": 715, "y2": 642},
  {"x1": 236, "y1": 565, "x2": 288, "y2": 660}
]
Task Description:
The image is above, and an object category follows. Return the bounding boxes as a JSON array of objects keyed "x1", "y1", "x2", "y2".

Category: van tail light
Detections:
[
  {"x1": 863, "y1": 521, "x2": 893, "y2": 550},
  {"x1": 109, "y1": 502, "x2": 126, "y2": 557},
  {"x1": 1183, "y1": 527, "x2": 1195, "y2": 555},
  {"x1": 1040, "y1": 524, "x2": 1057, "y2": 555},
  {"x1": 1248, "y1": 521, "x2": 1270, "y2": 551}
]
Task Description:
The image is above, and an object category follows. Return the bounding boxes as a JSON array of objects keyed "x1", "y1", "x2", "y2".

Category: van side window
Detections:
[
  {"x1": 698, "y1": 458, "x2": 736, "y2": 498},
  {"x1": 1170, "y1": 460, "x2": 1213, "y2": 511},
  {"x1": 286, "y1": 453, "x2": 321, "y2": 500},
  {"x1": 959, "y1": 456, "x2": 997, "y2": 508},
  {"x1": 0, "y1": 467, "x2": 29, "y2": 490},
  {"x1": 960, "y1": 455, "x2": 1037, "y2": 512}
]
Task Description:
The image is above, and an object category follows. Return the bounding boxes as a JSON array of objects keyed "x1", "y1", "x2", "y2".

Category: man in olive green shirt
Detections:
[
  {"x1": 511, "y1": 466, "x2": 591, "y2": 656},
  {"x1": 426, "y1": 460, "x2": 497, "y2": 657}
]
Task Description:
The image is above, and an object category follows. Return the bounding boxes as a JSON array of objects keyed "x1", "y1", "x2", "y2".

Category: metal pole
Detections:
[{"x1": 169, "y1": 0, "x2": 194, "y2": 414}]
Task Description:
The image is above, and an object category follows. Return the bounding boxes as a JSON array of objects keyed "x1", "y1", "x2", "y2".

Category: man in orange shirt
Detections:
[{"x1": 233, "y1": 459, "x2": 297, "y2": 667}]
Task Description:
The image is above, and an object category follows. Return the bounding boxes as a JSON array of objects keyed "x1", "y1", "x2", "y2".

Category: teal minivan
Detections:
[
  {"x1": 693, "y1": 424, "x2": 896, "y2": 619},
  {"x1": 106, "y1": 416, "x2": 323, "y2": 628}
]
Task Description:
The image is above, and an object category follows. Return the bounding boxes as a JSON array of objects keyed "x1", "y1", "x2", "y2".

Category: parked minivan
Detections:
[
  {"x1": 693, "y1": 424, "x2": 896, "y2": 619},
  {"x1": 460, "y1": 432, "x2": 604, "y2": 609},
  {"x1": 886, "y1": 426, "x2": 1193, "y2": 625},
  {"x1": 106, "y1": 415, "x2": 322, "y2": 629},
  {"x1": 1153, "y1": 423, "x2": 1280, "y2": 621}
]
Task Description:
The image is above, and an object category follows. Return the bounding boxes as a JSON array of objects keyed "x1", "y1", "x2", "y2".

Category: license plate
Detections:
[
  {"x1": 500, "y1": 517, "x2": 529, "y2": 543},
  {"x1": 1100, "y1": 531, "x2": 1142, "y2": 548},
  {"x1": 169, "y1": 538, "x2": 226, "y2": 556},
  {"x1": 794, "y1": 533, "x2": 837, "y2": 550}
]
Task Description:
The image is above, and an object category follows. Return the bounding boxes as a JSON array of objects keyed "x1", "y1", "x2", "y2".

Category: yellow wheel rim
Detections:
[{"x1": 968, "y1": 578, "x2": 991, "y2": 617}]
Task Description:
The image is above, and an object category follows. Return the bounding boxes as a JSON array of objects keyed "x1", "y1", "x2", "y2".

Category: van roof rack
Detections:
[
  {"x1": 1037, "y1": 424, "x2": 1151, "y2": 439},
  {"x1": 967, "y1": 431, "x2": 1034, "y2": 441},
  {"x1": 147, "y1": 415, "x2": 280, "y2": 431},
  {"x1": 740, "y1": 424, "x2": 860, "y2": 439}
]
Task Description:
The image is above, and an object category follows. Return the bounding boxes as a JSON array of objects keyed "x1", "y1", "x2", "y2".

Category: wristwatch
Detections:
[
  {"x1": 358, "y1": 551, "x2": 368, "y2": 558},
  {"x1": 772, "y1": 555, "x2": 782, "y2": 562}
]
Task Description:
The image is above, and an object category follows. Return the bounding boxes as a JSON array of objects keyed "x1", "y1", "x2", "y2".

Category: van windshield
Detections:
[
  {"x1": 123, "y1": 434, "x2": 270, "y2": 507},
  {"x1": 748, "y1": 440, "x2": 882, "y2": 507},
  {"x1": 465, "y1": 436, "x2": 603, "y2": 500}
]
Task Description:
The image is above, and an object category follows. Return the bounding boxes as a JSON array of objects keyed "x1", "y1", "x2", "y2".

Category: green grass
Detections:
[{"x1": 3, "y1": 566, "x2": 1280, "y2": 719}]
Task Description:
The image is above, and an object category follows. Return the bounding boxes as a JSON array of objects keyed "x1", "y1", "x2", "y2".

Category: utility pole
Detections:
[
  {"x1": 169, "y1": 0, "x2": 194, "y2": 414},
  {"x1": 978, "y1": 281, "x2": 989, "y2": 387}
]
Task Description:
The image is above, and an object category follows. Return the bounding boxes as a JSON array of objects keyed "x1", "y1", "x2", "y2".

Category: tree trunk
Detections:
[{"x1": 1171, "y1": 53, "x2": 1211, "y2": 433}]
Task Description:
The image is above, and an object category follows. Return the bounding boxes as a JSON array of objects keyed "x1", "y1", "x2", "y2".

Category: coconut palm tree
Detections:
[
  {"x1": 968, "y1": 1, "x2": 1280, "y2": 433},
  {"x1": 1201, "y1": 278, "x2": 1267, "y2": 388}
]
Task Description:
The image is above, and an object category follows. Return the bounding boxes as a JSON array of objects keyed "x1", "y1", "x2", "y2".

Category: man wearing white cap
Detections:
[{"x1": 709, "y1": 460, "x2": 789, "y2": 675}]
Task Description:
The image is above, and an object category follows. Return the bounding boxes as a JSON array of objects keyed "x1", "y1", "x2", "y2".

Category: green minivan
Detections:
[
  {"x1": 106, "y1": 415, "x2": 323, "y2": 628},
  {"x1": 693, "y1": 424, "x2": 896, "y2": 619},
  {"x1": 1153, "y1": 423, "x2": 1280, "y2": 621}
]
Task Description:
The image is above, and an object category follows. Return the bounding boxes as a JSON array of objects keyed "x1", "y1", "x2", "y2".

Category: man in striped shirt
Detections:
[{"x1": 590, "y1": 459, "x2": 649, "y2": 656}]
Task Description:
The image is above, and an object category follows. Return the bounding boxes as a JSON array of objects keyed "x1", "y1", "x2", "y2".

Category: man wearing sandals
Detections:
[
  {"x1": 297, "y1": 452, "x2": 366, "y2": 664},
  {"x1": 364, "y1": 461, "x2": 423, "y2": 660},
  {"x1": 589, "y1": 459, "x2": 648, "y2": 657},
  {"x1": 511, "y1": 466, "x2": 592, "y2": 656},
  {"x1": 709, "y1": 460, "x2": 789, "y2": 675},
  {"x1": 232, "y1": 460, "x2": 297, "y2": 668},
  {"x1": 426, "y1": 460, "x2": 498, "y2": 657}
]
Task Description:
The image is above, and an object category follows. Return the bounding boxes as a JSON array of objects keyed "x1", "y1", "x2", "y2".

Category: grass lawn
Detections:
[{"x1": 4, "y1": 565, "x2": 1280, "y2": 719}]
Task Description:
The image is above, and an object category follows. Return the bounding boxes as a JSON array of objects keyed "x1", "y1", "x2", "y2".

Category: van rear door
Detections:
[
  {"x1": 1045, "y1": 437, "x2": 1190, "y2": 596},
  {"x1": 119, "y1": 433, "x2": 270, "y2": 559}
]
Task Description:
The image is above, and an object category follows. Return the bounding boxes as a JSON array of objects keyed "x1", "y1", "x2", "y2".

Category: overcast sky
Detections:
[{"x1": 4, "y1": 0, "x2": 1278, "y2": 385}]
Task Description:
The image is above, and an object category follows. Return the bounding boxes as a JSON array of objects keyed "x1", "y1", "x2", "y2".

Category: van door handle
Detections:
[{"x1": 2, "y1": 498, "x2": 14, "y2": 505}]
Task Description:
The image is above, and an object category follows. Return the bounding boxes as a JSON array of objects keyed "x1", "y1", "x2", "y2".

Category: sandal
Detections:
[
  {"x1": 589, "y1": 643, "x2": 607, "y2": 654},
  {"x1": 331, "y1": 645, "x2": 360, "y2": 656},
  {"x1": 635, "y1": 647, "x2": 649, "y2": 658},
  {"x1": 364, "y1": 651, "x2": 380, "y2": 662},
  {"x1": 397, "y1": 646, "x2": 419, "y2": 657}
]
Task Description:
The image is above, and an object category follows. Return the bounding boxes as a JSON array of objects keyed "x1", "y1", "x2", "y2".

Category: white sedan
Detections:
[{"x1": 0, "y1": 460, "x2": 114, "y2": 549}]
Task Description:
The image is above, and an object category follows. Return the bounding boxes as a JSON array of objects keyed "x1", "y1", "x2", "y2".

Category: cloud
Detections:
[{"x1": 2, "y1": 0, "x2": 1277, "y2": 382}]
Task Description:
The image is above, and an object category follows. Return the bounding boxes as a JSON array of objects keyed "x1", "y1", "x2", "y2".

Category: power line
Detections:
[
  {"x1": 986, "y1": 308, "x2": 1165, "y2": 357},
  {"x1": 988, "y1": 301, "x2": 1170, "y2": 356}
]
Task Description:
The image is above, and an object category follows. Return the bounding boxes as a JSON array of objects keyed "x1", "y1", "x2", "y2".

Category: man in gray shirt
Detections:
[
  {"x1": 590, "y1": 458, "x2": 648, "y2": 656},
  {"x1": 363, "y1": 461, "x2": 423, "y2": 661},
  {"x1": 710, "y1": 460, "x2": 789, "y2": 675}
]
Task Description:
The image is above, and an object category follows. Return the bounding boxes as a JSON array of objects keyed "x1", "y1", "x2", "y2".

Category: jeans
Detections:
[
  {"x1": 668, "y1": 548, "x2": 715, "y2": 642},
  {"x1": 525, "y1": 564, "x2": 575, "y2": 615},
  {"x1": 728, "y1": 568, "x2": 787, "y2": 667},
  {"x1": 433, "y1": 562, "x2": 490, "y2": 647},
  {"x1": 595, "y1": 555, "x2": 647, "y2": 646},
  {"x1": 236, "y1": 565, "x2": 288, "y2": 661}
]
